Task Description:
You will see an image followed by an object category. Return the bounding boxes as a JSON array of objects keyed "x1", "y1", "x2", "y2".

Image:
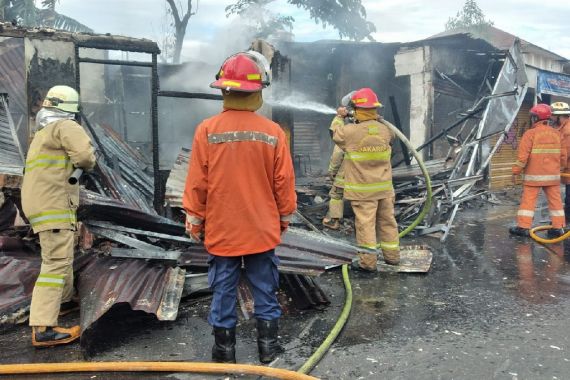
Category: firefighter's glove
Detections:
[{"x1": 185, "y1": 216, "x2": 204, "y2": 243}]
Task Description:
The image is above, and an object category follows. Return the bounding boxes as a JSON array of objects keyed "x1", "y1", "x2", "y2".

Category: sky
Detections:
[{"x1": 56, "y1": 0, "x2": 570, "y2": 61}]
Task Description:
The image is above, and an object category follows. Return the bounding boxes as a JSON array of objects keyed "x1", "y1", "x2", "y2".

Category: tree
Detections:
[
  {"x1": 226, "y1": 0, "x2": 376, "y2": 41},
  {"x1": 165, "y1": 0, "x2": 198, "y2": 64},
  {"x1": 445, "y1": 0, "x2": 493, "y2": 31},
  {"x1": 0, "y1": 0, "x2": 92, "y2": 32}
]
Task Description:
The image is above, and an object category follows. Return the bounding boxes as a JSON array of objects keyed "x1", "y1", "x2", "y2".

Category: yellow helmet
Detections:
[
  {"x1": 551, "y1": 102, "x2": 570, "y2": 115},
  {"x1": 42, "y1": 85, "x2": 80, "y2": 113}
]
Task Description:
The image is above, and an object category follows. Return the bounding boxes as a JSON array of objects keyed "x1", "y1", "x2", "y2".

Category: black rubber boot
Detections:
[
  {"x1": 509, "y1": 226, "x2": 530, "y2": 237},
  {"x1": 547, "y1": 228, "x2": 565, "y2": 239},
  {"x1": 211, "y1": 327, "x2": 236, "y2": 363},
  {"x1": 257, "y1": 319, "x2": 283, "y2": 364}
]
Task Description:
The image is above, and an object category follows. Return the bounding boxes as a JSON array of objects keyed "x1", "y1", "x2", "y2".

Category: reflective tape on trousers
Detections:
[
  {"x1": 35, "y1": 274, "x2": 65, "y2": 288},
  {"x1": 523, "y1": 175, "x2": 560, "y2": 182},
  {"x1": 28, "y1": 210, "x2": 76, "y2": 228},
  {"x1": 345, "y1": 151, "x2": 391, "y2": 162},
  {"x1": 379, "y1": 241, "x2": 399, "y2": 250},
  {"x1": 344, "y1": 181, "x2": 393, "y2": 192},
  {"x1": 207, "y1": 131, "x2": 277, "y2": 147},
  {"x1": 517, "y1": 210, "x2": 535, "y2": 217},
  {"x1": 550, "y1": 210, "x2": 565, "y2": 217}
]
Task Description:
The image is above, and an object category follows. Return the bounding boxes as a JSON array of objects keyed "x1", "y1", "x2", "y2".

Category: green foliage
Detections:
[
  {"x1": 445, "y1": 0, "x2": 493, "y2": 30},
  {"x1": 226, "y1": 0, "x2": 376, "y2": 41},
  {"x1": 0, "y1": 0, "x2": 92, "y2": 33}
]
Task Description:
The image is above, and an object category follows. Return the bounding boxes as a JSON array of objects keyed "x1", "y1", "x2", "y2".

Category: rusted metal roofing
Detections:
[
  {"x1": 75, "y1": 254, "x2": 185, "y2": 339},
  {"x1": 0, "y1": 238, "x2": 39, "y2": 325}
]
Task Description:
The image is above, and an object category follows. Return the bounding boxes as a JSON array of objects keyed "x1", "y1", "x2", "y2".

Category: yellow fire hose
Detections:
[
  {"x1": 0, "y1": 362, "x2": 316, "y2": 379},
  {"x1": 0, "y1": 120, "x2": 432, "y2": 378},
  {"x1": 530, "y1": 225, "x2": 570, "y2": 244}
]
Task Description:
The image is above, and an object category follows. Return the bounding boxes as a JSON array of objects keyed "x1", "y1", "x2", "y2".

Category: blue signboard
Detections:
[{"x1": 537, "y1": 70, "x2": 570, "y2": 98}]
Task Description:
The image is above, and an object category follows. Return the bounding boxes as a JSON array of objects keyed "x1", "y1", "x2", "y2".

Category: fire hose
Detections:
[{"x1": 0, "y1": 121, "x2": 432, "y2": 378}]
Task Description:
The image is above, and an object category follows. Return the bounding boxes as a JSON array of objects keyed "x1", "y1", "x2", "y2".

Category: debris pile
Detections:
[{"x1": 0, "y1": 111, "x2": 359, "y2": 347}]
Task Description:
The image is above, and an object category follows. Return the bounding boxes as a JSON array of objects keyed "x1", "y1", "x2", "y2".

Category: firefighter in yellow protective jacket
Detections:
[
  {"x1": 21, "y1": 85, "x2": 96, "y2": 347},
  {"x1": 333, "y1": 88, "x2": 399, "y2": 271},
  {"x1": 322, "y1": 115, "x2": 346, "y2": 229}
]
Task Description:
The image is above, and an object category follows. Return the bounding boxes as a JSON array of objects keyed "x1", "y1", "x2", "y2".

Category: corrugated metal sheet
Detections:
[
  {"x1": 79, "y1": 189, "x2": 184, "y2": 236},
  {"x1": 0, "y1": 38, "x2": 27, "y2": 128},
  {"x1": 75, "y1": 254, "x2": 185, "y2": 336},
  {"x1": 180, "y1": 227, "x2": 356, "y2": 276},
  {"x1": 88, "y1": 121, "x2": 155, "y2": 214},
  {"x1": 0, "y1": 94, "x2": 24, "y2": 176},
  {"x1": 165, "y1": 147, "x2": 190, "y2": 208}
]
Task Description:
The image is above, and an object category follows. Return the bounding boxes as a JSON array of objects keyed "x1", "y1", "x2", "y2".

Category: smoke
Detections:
[{"x1": 265, "y1": 92, "x2": 336, "y2": 114}]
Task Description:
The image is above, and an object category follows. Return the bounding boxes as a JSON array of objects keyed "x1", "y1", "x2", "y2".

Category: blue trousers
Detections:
[{"x1": 207, "y1": 250, "x2": 281, "y2": 329}]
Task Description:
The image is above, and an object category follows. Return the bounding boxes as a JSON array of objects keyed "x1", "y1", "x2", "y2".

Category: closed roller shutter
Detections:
[
  {"x1": 489, "y1": 103, "x2": 531, "y2": 190},
  {"x1": 293, "y1": 121, "x2": 322, "y2": 167}
]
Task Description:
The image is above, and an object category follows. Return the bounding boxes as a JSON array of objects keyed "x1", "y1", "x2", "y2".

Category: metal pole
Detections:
[{"x1": 151, "y1": 53, "x2": 162, "y2": 213}]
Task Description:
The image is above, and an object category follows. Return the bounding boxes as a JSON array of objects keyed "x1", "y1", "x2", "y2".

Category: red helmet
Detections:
[
  {"x1": 350, "y1": 88, "x2": 382, "y2": 109},
  {"x1": 210, "y1": 53, "x2": 268, "y2": 92},
  {"x1": 529, "y1": 104, "x2": 552, "y2": 121}
]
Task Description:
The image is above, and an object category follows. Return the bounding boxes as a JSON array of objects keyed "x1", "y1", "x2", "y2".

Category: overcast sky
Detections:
[{"x1": 57, "y1": 0, "x2": 570, "y2": 61}]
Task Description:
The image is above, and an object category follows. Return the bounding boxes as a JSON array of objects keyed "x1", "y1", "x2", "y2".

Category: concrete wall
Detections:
[{"x1": 395, "y1": 46, "x2": 433, "y2": 154}]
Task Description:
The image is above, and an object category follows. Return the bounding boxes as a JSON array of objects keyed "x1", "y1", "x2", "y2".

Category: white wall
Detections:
[{"x1": 395, "y1": 46, "x2": 433, "y2": 153}]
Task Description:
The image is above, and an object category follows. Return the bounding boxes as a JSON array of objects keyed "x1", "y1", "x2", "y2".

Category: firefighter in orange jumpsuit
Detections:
[
  {"x1": 551, "y1": 102, "x2": 570, "y2": 220},
  {"x1": 333, "y1": 88, "x2": 400, "y2": 271},
  {"x1": 510, "y1": 104, "x2": 566, "y2": 237},
  {"x1": 183, "y1": 52, "x2": 297, "y2": 364}
]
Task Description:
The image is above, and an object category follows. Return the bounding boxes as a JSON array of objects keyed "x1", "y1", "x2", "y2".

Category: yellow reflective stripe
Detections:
[
  {"x1": 35, "y1": 282, "x2": 64, "y2": 288},
  {"x1": 36, "y1": 274, "x2": 65, "y2": 288},
  {"x1": 222, "y1": 80, "x2": 241, "y2": 87},
  {"x1": 368, "y1": 126, "x2": 379, "y2": 135},
  {"x1": 345, "y1": 151, "x2": 391, "y2": 161},
  {"x1": 353, "y1": 98, "x2": 368, "y2": 104},
  {"x1": 25, "y1": 155, "x2": 70, "y2": 172},
  {"x1": 379, "y1": 241, "x2": 399, "y2": 250},
  {"x1": 38, "y1": 274, "x2": 65, "y2": 280},
  {"x1": 344, "y1": 181, "x2": 393, "y2": 192},
  {"x1": 358, "y1": 243, "x2": 377, "y2": 250},
  {"x1": 247, "y1": 73, "x2": 261, "y2": 80},
  {"x1": 330, "y1": 198, "x2": 343, "y2": 204},
  {"x1": 531, "y1": 149, "x2": 560, "y2": 153},
  {"x1": 28, "y1": 210, "x2": 76, "y2": 228}
]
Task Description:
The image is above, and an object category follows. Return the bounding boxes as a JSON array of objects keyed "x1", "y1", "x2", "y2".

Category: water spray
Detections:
[{"x1": 265, "y1": 93, "x2": 336, "y2": 115}]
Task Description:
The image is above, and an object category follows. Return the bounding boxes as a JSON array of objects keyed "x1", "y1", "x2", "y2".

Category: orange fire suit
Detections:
[
  {"x1": 326, "y1": 116, "x2": 345, "y2": 220},
  {"x1": 183, "y1": 110, "x2": 297, "y2": 256},
  {"x1": 512, "y1": 120, "x2": 567, "y2": 229},
  {"x1": 333, "y1": 118, "x2": 399, "y2": 267}
]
